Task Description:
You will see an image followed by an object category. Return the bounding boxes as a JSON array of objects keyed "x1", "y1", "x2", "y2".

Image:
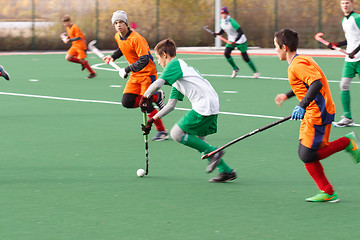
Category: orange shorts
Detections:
[
  {"x1": 299, "y1": 117, "x2": 331, "y2": 150},
  {"x1": 123, "y1": 75, "x2": 157, "y2": 95},
  {"x1": 68, "y1": 46, "x2": 87, "y2": 59}
]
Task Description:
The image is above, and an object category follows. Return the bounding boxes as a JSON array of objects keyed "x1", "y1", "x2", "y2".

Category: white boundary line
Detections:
[
  {"x1": 91, "y1": 62, "x2": 360, "y2": 84},
  {"x1": 0, "y1": 91, "x2": 284, "y2": 120}
]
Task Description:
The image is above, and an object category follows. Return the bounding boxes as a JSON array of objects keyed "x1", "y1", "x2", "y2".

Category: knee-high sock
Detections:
[
  {"x1": 69, "y1": 57, "x2": 81, "y2": 64},
  {"x1": 180, "y1": 133, "x2": 232, "y2": 173},
  {"x1": 317, "y1": 137, "x2": 350, "y2": 160},
  {"x1": 341, "y1": 90, "x2": 352, "y2": 119},
  {"x1": 82, "y1": 61, "x2": 95, "y2": 74},
  {"x1": 305, "y1": 161, "x2": 334, "y2": 195},
  {"x1": 226, "y1": 56, "x2": 238, "y2": 70},
  {"x1": 247, "y1": 59, "x2": 257, "y2": 72},
  {"x1": 148, "y1": 109, "x2": 165, "y2": 132}
]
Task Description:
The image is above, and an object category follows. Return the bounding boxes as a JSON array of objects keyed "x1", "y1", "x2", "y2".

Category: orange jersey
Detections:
[
  {"x1": 288, "y1": 55, "x2": 335, "y2": 125},
  {"x1": 66, "y1": 24, "x2": 87, "y2": 50},
  {"x1": 114, "y1": 30, "x2": 157, "y2": 77}
]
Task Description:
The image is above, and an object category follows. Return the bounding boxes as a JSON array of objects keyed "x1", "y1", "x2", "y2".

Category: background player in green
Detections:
[
  {"x1": 213, "y1": 7, "x2": 259, "y2": 79},
  {"x1": 327, "y1": 0, "x2": 360, "y2": 127},
  {"x1": 139, "y1": 38, "x2": 236, "y2": 183}
]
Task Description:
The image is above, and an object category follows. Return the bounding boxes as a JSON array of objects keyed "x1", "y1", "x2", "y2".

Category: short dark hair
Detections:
[
  {"x1": 154, "y1": 38, "x2": 176, "y2": 57},
  {"x1": 274, "y1": 29, "x2": 299, "y2": 52}
]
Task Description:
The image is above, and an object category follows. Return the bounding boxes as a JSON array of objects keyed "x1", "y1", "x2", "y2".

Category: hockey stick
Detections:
[
  {"x1": 88, "y1": 40, "x2": 127, "y2": 78},
  {"x1": 314, "y1": 32, "x2": 349, "y2": 55},
  {"x1": 201, "y1": 115, "x2": 291, "y2": 159},
  {"x1": 203, "y1": 26, "x2": 232, "y2": 45},
  {"x1": 143, "y1": 112, "x2": 150, "y2": 175}
]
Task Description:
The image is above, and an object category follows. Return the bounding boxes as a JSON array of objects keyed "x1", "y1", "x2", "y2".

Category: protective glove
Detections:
[
  {"x1": 119, "y1": 68, "x2": 129, "y2": 79},
  {"x1": 231, "y1": 42, "x2": 236, "y2": 47},
  {"x1": 349, "y1": 49, "x2": 357, "y2": 59},
  {"x1": 141, "y1": 118, "x2": 154, "y2": 135},
  {"x1": 327, "y1": 42, "x2": 339, "y2": 50},
  {"x1": 291, "y1": 106, "x2": 305, "y2": 120},
  {"x1": 213, "y1": 32, "x2": 221, "y2": 36},
  {"x1": 139, "y1": 96, "x2": 150, "y2": 113}
]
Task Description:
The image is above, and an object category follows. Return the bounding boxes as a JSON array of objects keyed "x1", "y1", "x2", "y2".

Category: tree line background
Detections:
[{"x1": 0, "y1": 0, "x2": 352, "y2": 51}]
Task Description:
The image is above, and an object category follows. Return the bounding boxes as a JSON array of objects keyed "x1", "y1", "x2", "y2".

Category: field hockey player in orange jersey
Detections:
[
  {"x1": 102, "y1": 10, "x2": 169, "y2": 141},
  {"x1": 61, "y1": 15, "x2": 96, "y2": 79}
]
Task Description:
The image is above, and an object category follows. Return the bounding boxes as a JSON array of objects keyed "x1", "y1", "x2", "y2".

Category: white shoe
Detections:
[
  {"x1": 151, "y1": 131, "x2": 169, "y2": 141},
  {"x1": 0, "y1": 65, "x2": 10, "y2": 80},
  {"x1": 253, "y1": 72, "x2": 260, "y2": 78},
  {"x1": 333, "y1": 116, "x2": 354, "y2": 127},
  {"x1": 231, "y1": 68, "x2": 239, "y2": 78}
]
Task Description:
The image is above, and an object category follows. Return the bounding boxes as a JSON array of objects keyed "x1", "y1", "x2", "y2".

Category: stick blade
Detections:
[
  {"x1": 201, "y1": 154, "x2": 209, "y2": 160},
  {"x1": 314, "y1": 32, "x2": 324, "y2": 40},
  {"x1": 88, "y1": 40, "x2": 97, "y2": 51}
]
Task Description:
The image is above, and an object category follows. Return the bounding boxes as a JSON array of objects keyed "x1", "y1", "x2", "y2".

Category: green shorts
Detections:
[
  {"x1": 342, "y1": 61, "x2": 360, "y2": 78},
  {"x1": 225, "y1": 42, "x2": 248, "y2": 53},
  {"x1": 177, "y1": 109, "x2": 218, "y2": 137}
]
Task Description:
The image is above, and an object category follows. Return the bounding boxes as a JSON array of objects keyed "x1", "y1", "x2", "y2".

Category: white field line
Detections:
[
  {"x1": 91, "y1": 62, "x2": 360, "y2": 84},
  {"x1": 0, "y1": 91, "x2": 284, "y2": 120}
]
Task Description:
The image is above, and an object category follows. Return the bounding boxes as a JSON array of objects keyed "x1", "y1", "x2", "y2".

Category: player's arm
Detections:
[
  {"x1": 125, "y1": 55, "x2": 149, "y2": 74},
  {"x1": 143, "y1": 78, "x2": 166, "y2": 98},
  {"x1": 233, "y1": 27, "x2": 244, "y2": 43},
  {"x1": 291, "y1": 80, "x2": 323, "y2": 120},
  {"x1": 275, "y1": 90, "x2": 294, "y2": 106},
  {"x1": 327, "y1": 40, "x2": 347, "y2": 49},
  {"x1": 69, "y1": 37, "x2": 81, "y2": 42},
  {"x1": 349, "y1": 43, "x2": 360, "y2": 58},
  {"x1": 298, "y1": 80, "x2": 322, "y2": 109},
  {"x1": 102, "y1": 48, "x2": 123, "y2": 63},
  {"x1": 214, "y1": 29, "x2": 225, "y2": 36}
]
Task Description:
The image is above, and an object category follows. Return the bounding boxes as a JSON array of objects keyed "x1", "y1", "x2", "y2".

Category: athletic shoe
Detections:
[
  {"x1": 333, "y1": 116, "x2": 354, "y2": 127},
  {"x1": 86, "y1": 73, "x2": 96, "y2": 79},
  {"x1": 209, "y1": 170, "x2": 237, "y2": 183},
  {"x1": 345, "y1": 131, "x2": 360, "y2": 163},
  {"x1": 231, "y1": 68, "x2": 239, "y2": 78},
  {"x1": 151, "y1": 131, "x2": 169, "y2": 141},
  {"x1": 253, "y1": 72, "x2": 260, "y2": 78},
  {"x1": 305, "y1": 190, "x2": 339, "y2": 202},
  {"x1": 81, "y1": 61, "x2": 88, "y2": 71},
  {"x1": 0, "y1": 65, "x2": 10, "y2": 80},
  {"x1": 206, "y1": 150, "x2": 224, "y2": 173},
  {"x1": 154, "y1": 90, "x2": 165, "y2": 110}
]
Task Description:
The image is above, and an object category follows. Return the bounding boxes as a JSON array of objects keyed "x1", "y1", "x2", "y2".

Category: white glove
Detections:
[{"x1": 118, "y1": 68, "x2": 129, "y2": 79}]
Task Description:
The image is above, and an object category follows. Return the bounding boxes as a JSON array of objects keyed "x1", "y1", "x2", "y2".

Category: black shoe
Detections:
[
  {"x1": 209, "y1": 170, "x2": 237, "y2": 183},
  {"x1": 86, "y1": 73, "x2": 96, "y2": 79},
  {"x1": 154, "y1": 90, "x2": 165, "y2": 110},
  {"x1": 206, "y1": 150, "x2": 224, "y2": 173}
]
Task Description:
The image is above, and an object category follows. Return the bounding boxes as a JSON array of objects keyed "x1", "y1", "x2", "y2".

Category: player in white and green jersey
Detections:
[
  {"x1": 214, "y1": 7, "x2": 259, "y2": 79},
  {"x1": 328, "y1": 0, "x2": 360, "y2": 127},
  {"x1": 139, "y1": 38, "x2": 236, "y2": 183}
]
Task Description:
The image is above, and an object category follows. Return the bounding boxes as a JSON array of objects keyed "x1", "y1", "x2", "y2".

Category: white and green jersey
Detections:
[
  {"x1": 342, "y1": 12, "x2": 360, "y2": 62},
  {"x1": 220, "y1": 15, "x2": 246, "y2": 44},
  {"x1": 158, "y1": 58, "x2": 219, "y2": 116}
]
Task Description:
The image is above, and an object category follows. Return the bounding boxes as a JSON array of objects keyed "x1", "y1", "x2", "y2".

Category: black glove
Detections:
[
  {"x1": 139, "y1": 96, "x2": 149, "y2": 113},
  {"x1": 327, "y1": 42, "x2": 339, "y2": 50},
  {"x1": 213, "y1": 32, "x2": 221, "y2": 37},
  {"x1": 349, "y1": 51, "x2": 356, "y2": 59},
  {"x1": 141, "y1": 118, "x2": 154, "y2": 135}
]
